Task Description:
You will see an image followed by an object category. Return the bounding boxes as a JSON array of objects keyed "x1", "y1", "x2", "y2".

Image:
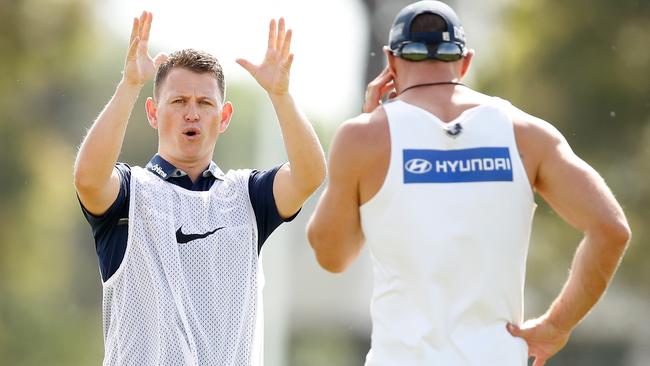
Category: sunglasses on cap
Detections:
[{"x1": 391, "y1": 41, "x2": 467, "y2": 62}]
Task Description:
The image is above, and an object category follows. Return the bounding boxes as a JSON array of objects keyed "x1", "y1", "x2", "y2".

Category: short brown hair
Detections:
[{"x1": 154, "y1": 49, "x2": 226, "y2": 101}]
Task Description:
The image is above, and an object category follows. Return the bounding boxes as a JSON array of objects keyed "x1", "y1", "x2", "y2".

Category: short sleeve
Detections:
[
  {"x1": 78, "y1": 163, "x2": 131, "y2": 281},
  {"x1": 248, "y1": 164, "x2": 300, "y2": 252}
]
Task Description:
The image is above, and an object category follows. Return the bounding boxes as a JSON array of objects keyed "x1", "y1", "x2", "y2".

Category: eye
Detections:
[
  {"x1": 200, "y1": 100, "x2": 214, "y2": 106},
  {"x1": 172, "y1": 98, "x2": 184, "y2": 104}
]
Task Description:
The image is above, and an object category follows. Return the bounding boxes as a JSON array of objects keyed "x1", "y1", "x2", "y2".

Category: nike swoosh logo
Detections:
[{"x1": 175, "y1": 226, "x2": 226, "y2": 244}]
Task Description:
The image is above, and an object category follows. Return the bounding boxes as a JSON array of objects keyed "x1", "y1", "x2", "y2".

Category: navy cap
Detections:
[{"x1": 388, "y1": 1, "x2": 466, "y2": 51}]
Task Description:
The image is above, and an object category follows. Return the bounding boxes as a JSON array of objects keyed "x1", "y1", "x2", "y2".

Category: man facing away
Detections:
[
  {"x1": 307, "y1": 1, "x2": 630, "y2": 365},
  {"x1": 73, "y1": 12, "x2": 325, "y2": 365}
]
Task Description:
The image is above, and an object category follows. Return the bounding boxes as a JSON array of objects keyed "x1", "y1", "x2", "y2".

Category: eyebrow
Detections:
[{"x1": 168, "y1": 95, "x2": 218, "y2": 102}]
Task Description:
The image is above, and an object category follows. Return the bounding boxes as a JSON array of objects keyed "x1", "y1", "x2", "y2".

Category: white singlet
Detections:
[
  {"x1": 102, "y1": 166, "x2": 264, "y2": 366},
  {"x1": 360, "y1": 99, "x2": 536, "y2": 366}
]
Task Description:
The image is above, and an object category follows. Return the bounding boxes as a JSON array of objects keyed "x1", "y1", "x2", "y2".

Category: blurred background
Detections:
[{"x1": 0, "y1": 0, "x2": 648, "y2": 365}]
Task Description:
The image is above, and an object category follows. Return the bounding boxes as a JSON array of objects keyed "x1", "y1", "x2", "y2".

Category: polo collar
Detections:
[{"x1": 145, "y1": 154, "x2": 225, "y2": 181}]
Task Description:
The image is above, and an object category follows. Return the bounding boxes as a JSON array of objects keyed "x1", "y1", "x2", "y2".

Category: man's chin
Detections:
[{"x1": 167, "y1": 146, "x2": 205, "y2": 162}]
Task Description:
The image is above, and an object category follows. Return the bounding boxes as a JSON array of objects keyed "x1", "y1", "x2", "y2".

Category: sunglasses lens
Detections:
[
  {"x1": 396, "y1": 42, "x2": 465, "y2": 62},
  {"x1": 434, "y1": 42, "x2": 464, "y2": 62},
  {"x1": 399, "y1": 43, "x2": 429, "y2": 61}
]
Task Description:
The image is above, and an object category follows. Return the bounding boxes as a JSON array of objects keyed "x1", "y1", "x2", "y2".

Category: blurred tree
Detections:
[
  {"x1": 0, "y1": 0, "x2": 89, "y2": 206},
  {"x1": 0, "y1": 0, "x2": 108, "y2": 364},
  {"x1": 477, "y1": 0, "x2": 650, "y2": 295}
]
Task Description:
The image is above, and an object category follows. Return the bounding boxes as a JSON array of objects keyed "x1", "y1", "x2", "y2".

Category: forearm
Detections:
[
  {"x1": 546, "y1": 227, "x2": 629, "y2": 331},
  {"x1": 307, "y1": 186, "x2": 365, "y2": 273},
  {"x1": 269, "y1": 93, "x2": 325, "y2": 192},
  {"x1": 307, "y1": 212, "x2": 364, "y2": 273},
  {"x1": 74, "y1": 80, "x2": 142, "y2": 189}
]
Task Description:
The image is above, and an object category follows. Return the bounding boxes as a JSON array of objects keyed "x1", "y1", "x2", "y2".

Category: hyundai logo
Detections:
[{"x1": 405, "y1": 158, "x2": 432, "y2": 174}]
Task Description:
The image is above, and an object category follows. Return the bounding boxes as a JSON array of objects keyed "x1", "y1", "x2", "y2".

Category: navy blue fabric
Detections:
[
  {"x1": 79, "y1": 155, "x2": 296, "y2": 282},
  {"x1": 80, "y1": 163, "x2": 131, "y2": 283},
  {"x1": 249, "y1": 166, "x2": 300, "y2": 253}
]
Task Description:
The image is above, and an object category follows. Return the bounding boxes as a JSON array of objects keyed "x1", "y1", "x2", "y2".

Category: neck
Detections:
[
  {"x1": 399, "y1": 80, "x2": 464, "y2": 95},
  {"x1": 158, "y1": 151, "x2": 212, "y2": 182},
  {"x1": 393, "y1": 60, "x2": 462, "y2": 93}
]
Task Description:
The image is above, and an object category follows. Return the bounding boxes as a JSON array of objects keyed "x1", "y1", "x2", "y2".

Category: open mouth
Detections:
[{"x1": 182, "y1": 127, "x2": 201, "y2": 137}]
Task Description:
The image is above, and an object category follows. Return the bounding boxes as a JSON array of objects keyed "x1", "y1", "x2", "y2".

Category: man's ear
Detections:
[
  {"x1": 383, "y1": 46, "x2": 397, "y2": 78},
  {"x1": 145, "y1": 97, "x2": 158, "y2": 129},
  {"x1": 460, "y1": 49, "x2": 475, "y2": 79},
  {"x1": 218, "y1": 102, "x2": 233, "y2": 133}
]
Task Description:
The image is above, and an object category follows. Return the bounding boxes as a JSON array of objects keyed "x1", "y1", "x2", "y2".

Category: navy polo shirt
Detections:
[{"x1": 81, "y1": 154, "x2": 298, "y2": 282}]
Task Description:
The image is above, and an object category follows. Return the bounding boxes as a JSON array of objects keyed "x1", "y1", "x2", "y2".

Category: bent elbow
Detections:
[
  {"x1": 594, "y1": 219, "x2": 631, "y2": 249},
  {"x1": 313, "y1": 252, "x2": 349, "y2": 273},
  {"x1": 314, "y1": 252, "x2": 349, "y2": 273},
  {"x1": 73, "y1": 163, "x2": 93, "y2": 193},
  {"x1": 73, "y1": 160, "x2": 111, "y2": 196},
  {"x1": 307, "y1": 225, "x2": 350, "y2": 274},
  {"x1": 610, "y1": 221, "x2": 631, "y2": 247}
]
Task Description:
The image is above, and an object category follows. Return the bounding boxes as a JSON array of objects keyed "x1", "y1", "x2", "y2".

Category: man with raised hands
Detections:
[{"x1": 74, "y1": 11, "x2": 325, "y2": 365}]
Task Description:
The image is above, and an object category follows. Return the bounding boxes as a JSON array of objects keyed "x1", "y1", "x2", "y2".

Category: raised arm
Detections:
[
  {"x1": 236, "y1": 18, "x2": 326, "y2": 218},
  {"x1": 74, "y1": 11, "x2": 166, "y2": 215},
  {"x1": 507, "y1": 117, "x2": 631, "y2": 366}
]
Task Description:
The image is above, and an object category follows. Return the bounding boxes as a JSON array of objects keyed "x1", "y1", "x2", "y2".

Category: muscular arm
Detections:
[
  {"x1": 269, "y1": 93, "x2": 326, "y2": 218},
  {"x1": 509, "y1": 115, "x2": 631, "y2": 366},
  {"x1": 74, "y1": 12, "x2": 164, "y2": 215},
  {"x1": 74, "y1": 82, "x2": 141, "y2": 215},
  {"x1": 307, "y1": 115, "x2": 379, "y2": 273},
  {"x1": 237, "y1": 18, "x2": 325, "y2": 218},
  {"x1": 307, "y1": 66, "x2": 394, "y2": 273},
  {"x1": 536, "y1": 131, "x2": 630, "y2": 331}
]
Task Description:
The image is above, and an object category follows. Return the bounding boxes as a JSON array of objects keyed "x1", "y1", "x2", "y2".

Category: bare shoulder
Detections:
[
  {"x1": 506, "y1": 104, "x2": 572, "y2": 186},
  {"x1": 510, "y1": 106, "x2": 567, "y2": 148},
  {"x1": 329, "y1": 107, "x2": 390, "y2": 203},
  {"x1": 334, "y1": 107, "x2": 388, "y2": 145},
  {"x1": 330, "y1": 107, "x2": 389, "y2": 163},
  {"x1": 328, "y1": 108, "x2": 390, "y2": 204}
]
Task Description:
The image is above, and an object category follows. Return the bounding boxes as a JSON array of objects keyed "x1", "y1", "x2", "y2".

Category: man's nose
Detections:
[{"x1": 184, "y1": 103, "x2": 200, "y2": 122}]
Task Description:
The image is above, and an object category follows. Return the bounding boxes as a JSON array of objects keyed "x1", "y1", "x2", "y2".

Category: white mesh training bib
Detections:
[
  {"x1": 102, "y1": 166, "x2": 264, "y2": 366},
  {"x1": 361, "y1": 99, "x2": 536, "y2": 366}
]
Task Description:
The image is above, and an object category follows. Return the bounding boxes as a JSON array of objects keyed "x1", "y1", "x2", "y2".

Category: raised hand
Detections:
[
  {"x1": 123, "y1": 11, "x2": 167, "y2": 87},
  {"x1": 236, "y1": 18, "x2": 294, "y2": 96},
  {"x1": 363, "y1": 66, "x2": 396, "y2": 113},
  {"x1": 507, "y1": 317, "x2": 572, "y2": 366}
]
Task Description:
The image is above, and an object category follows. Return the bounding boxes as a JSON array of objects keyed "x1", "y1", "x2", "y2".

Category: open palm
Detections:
[
  {"x1": 123, "y1": 11, "x2": 167, "y2": 86},
  {"x1": 237, "y1": 18, "x2": 294, "y2": 96}
]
